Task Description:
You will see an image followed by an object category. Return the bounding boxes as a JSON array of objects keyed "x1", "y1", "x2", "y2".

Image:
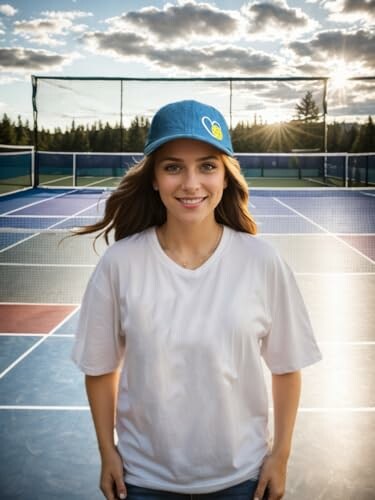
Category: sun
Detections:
[{"x1": 329, "y1": 58, "x2": 352, "y2": 91}]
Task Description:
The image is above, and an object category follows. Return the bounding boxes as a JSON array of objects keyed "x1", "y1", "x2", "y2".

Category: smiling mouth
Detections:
[{"x1": 176, "y1": 197, "x2": 207, "y2": 205}]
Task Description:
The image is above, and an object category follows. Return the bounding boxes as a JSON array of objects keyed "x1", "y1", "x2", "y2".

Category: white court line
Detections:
[
  {"x1": 0, "y1": 197, "x2": 107, "y2": 254},
  {"x1": 0, "y1": 262, "x2": 96, "y2": 268},
  {"x1": 0, "y1": 301, "x2": 79, "y2": 306},
  {"x1": 319, "y1": 341, "x2": 375, "y2": 346},
  {"x1": 0, "y1": 405, "x2": 374, "y2": 412},
  {"x1": 334, "y1": 233, "x2": 375, "y2": 236},
  {"x1": 294, "y1": 407, "x2": 375, "y2": 413},
  {"x1": 273, "y1": 197, "x2": 375, "y2": 265},
  {"x1": 249, "y1": 201, "x2": 256, "y2": 208},
  {"x1": 1, "y1": 334, "x2": 373, "y2": 344},
  {"x1": 294, "y1": 272, "x2": 375, "y2": 276},
  {"x1": 0, "y1": 333, "x2": 74, "y2": 337},
  {"x1": 84, "y1": 176, "x2": 115, "y2": 187},
  {"x1": 0, "y1": 263, "x2": 373, "y2": 274},
  {"x1": 0, "y1": 306, "x2": 79, "y2": 380},
  {"x1": 42, "y1": 175, "x2": 72, "y2": 186},
  {"x1": 255, "y1": 214, "x2": 299, "y2": 217},
  {"x1": 260, "y1": 233, "x2": 375, "y2": 236},
  {"x1": 0, "y1": 187, "x2": 33, "y2": 198},
  {"x1": 0, "y1": 405, "x2": 90, "y2": 411},
  {"x1": 260, "y1": 233, "x2": 320, "y2": 236},
  {"x1": 361, "y1": 191, "x2": 375, "y2": 198},
  {"x1": 0, "y1": 333, "x2": 46, "y2": 337},
  {"x1": 2, "y1": 214, "x2": 99, "y2": 218},
  {"x1": 1, "y1": 188, "x2": 77, "y2": 216}
]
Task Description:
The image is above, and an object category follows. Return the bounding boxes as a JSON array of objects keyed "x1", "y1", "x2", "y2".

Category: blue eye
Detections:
[
  {"x1": 201, "y1": 163, "x2": 216, "y2": 171},
  {"x1": 165, "y1": 164, "x2": 181, "y2": 173}
]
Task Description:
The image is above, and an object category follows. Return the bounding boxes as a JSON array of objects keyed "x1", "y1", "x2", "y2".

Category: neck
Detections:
[
  {"x1": 156, "y1": 218, "x2": 223, "y2": 269},
  {"x1": 159, "y1": 218, "x2": 221, "y2": 252}
]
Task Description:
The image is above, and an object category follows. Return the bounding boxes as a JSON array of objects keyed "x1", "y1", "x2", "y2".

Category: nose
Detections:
[{"x1": 181, "y1": 167, "x2": 200, "y2": 191}]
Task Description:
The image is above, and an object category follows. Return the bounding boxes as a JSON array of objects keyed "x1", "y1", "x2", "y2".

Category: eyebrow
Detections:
[{"x1": 159, "y1": 155, "x2": 220, "y2": 162}]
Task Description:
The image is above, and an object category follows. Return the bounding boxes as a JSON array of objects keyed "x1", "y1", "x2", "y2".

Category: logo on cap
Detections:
[{"x1": 201, "y1": 116, "x2": 223, "y2": 141}]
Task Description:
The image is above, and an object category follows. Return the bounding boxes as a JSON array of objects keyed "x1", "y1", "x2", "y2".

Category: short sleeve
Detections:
[
  {"x1": 261, "y1": 250, "x2": 322, "y2": 374},
  {"x1": 71, "y1": 251, "x2": 125, "y2": 375}
]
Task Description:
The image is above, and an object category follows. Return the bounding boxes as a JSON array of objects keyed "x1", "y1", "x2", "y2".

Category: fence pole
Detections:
[
  {"x1": 344, "y1": 154, "x2": 349, "y2": 187},
  {"x1": 229, "y1": 79, "x2": 233, "y2": 130},
  {"x1": 323, "y1": 78, "x2": 328, "y2": 184},
  {"x1": 120, "y1": 80, "x2": 124, "y2": 153},
  {"x1": 31, "y1": 76, "x2": 39, "y2": 187},
  {"x1": 73, "y1": 153, "x2": 77, "y2": 187}
]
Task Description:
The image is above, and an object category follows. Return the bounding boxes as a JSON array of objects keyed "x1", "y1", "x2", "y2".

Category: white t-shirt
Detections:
[{"x1": 72, "y1": 225, "x2": 322, "y2": 494}]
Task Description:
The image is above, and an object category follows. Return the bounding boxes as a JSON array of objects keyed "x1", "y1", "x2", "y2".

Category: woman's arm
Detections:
[
  {"x1": 86, "y1": 371, "x2": 127, "y2": 500},
  {"x1": 254, "y1": 370, "x2": 301, "y2": 500}
]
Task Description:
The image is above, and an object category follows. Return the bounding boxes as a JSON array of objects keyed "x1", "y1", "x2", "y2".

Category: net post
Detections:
[
  {"x1": 31, "y1": 75, "x2": 39, "y2": 187},
  {"x1": 120, "y1": 80, "x2": 124, "y2": 152},
  {"x1": 322, "y1": 78, "x2": 328, "y2": 184},
  {"x1": 229, "y1": 79, "x2": 233, "y2": 131},
  {"x1": 31, "y1": 145, "x2": 35, "y2": 187},
  {"x1": 343, "y1": 153, "x2": 349, "y2": 187},
  {"x1": 73, "y1": 153, "x2": 77, "y2": 187},
  {"x1": 365, "y1": 154, "x2": 369, "y2": 186}
]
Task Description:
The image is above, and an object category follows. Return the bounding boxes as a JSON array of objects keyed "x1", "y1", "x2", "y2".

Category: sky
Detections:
[{"x1": 0, "y1": 0, "x2": 374, "y2": 129}]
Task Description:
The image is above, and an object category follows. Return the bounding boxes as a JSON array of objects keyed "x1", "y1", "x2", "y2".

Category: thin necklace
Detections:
[{"x1": 159, "y1": 225, "x2": 223, "y2": 269}]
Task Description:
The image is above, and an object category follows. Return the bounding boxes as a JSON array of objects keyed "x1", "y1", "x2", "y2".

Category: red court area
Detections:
[
  {"x1": 0, "y1": 304, "x2": 77, "y2": 334},
  {"x1": 341, "y1": 234, "x2": 375, "y2": 261}
]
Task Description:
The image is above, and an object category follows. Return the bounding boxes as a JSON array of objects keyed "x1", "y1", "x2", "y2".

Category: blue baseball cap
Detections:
[{"x1": 144, "y1": 100, "x2": 233, "y2": 156}]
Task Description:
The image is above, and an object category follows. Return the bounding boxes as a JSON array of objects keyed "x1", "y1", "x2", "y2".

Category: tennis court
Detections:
[{"x1": 0, "y1": 183, "x2": 374, "y2": 499}]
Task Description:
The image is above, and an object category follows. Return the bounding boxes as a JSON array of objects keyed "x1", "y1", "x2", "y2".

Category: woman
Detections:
[{"x1": 72, "y1": 100, "x2": 322, "y2": 500}]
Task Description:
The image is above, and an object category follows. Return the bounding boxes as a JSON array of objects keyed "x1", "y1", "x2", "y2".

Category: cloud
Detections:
[
  {"x1": 242, "y1": 0, "x2": 319, "y2": 39},
  {"x1": 293, "y1": 62, "x2": 322, "y2": 75},
  {"x1": 106, "y1": 1, "x2": 240, "y2": 42},
  {"x1": 13, "y1": 10, "x2": 93, "y2": 46},
  {"x1": 0, "y1": 47, "x2": 77, "y2": 72},
  {"x1": 289, "y1": 29, "x2": 375, "y2": 71},
  {"x1": 329, "y1": 99, "x2": 375, "y2": 118},
  {"x1": 40, "y1": 10, "x2": 92, "y2": 20},
  {"x1": 324, "y1": 0, "x2": 375, "y2": 23},
  {"x1": 0, "y1": 4, "x2": 17, "y2": 16},
  {"x1": 82, "y1": 31, "x2": 148, "y2": 57},
  {"x1": 149, "y1": 45, "x2": 276, "y2": 73},
  {"x1": 82, "y1": 30, "x2": 278, "y2": 74}
]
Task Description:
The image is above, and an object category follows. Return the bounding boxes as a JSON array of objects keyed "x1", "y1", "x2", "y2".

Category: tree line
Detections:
[{"x1": 0, "y1": 92, "x2": 374, "y2": 153}]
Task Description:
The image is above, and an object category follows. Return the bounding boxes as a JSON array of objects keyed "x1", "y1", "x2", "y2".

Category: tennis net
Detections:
[
  {"x1": 35, "y1": 151, "x2": 375, "y2": 189},
  {"x1": 0, "y1": 144, "x2": 34, "y2": 194}
]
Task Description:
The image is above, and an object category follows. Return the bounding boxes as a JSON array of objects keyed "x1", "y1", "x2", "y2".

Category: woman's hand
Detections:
[
  {"x1": 254, "y1": 371, "x2": 301, "y2": 499},
  {"x1": 253, "y1": 452, "x2": 288, "y2": 500},
  {"x1": 100, "y1": 446, "x2": 127, "y2": 500}
]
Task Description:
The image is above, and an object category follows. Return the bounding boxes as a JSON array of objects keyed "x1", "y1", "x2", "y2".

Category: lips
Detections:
[{"x1": 176, "y1": 196, "x2": 207, "y2": 207}]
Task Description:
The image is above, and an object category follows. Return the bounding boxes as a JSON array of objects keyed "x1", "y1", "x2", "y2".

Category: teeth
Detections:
[{"x1": 178, "y1": 198, "x2": 204, "y2": 204}]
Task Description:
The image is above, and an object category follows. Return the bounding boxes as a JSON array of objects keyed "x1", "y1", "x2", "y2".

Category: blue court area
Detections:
[{"x1": 0, "y1": 186, "x2": 375, "y2": 499}]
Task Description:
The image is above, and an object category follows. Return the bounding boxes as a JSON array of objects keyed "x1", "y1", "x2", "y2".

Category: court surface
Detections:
[{"x1": 0, "y1": 186, "x2": 374, "y2": 500}]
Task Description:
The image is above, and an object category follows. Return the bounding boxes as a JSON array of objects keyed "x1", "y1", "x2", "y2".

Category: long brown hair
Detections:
[{"x1": 75, "y1": 153, "x2": 257, "y2": 244}]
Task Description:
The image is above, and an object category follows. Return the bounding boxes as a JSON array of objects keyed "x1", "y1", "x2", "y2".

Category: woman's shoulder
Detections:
[
  {"x1": 227, "y1": 228, "x2": 288, "y2": 280},
  {"x1": 228, "y1": 227, "x2": 279, "y2": 261},
  {"x1": 100, "y1": 227, "x2": 153, "y2": 263}
]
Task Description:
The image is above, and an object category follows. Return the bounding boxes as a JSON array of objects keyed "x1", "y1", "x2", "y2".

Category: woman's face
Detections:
[{"x1": 153, "y1": 139, "x2": 227, "y2": 226}]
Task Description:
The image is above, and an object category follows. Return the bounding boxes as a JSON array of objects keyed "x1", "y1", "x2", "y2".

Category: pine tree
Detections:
[
  {"x1": 126, "y1": 116, "x2": 149, "y2": 152},
  {"x1": 15, "y1": 115, "x2": 30, "y2": 145},
  {"x1": 0, "y1": 113, "x2": 16, "y2": 144},
  {"x1": 352, "y1": 116, "x2": 375, "y2": 153},
  {"x1": 295, "y1": 91, "x2": 320, "y2": 123}
]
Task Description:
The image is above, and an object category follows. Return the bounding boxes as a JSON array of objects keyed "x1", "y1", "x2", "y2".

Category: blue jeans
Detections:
[{"x1": 125, "y1": 478, "x2": 269, "y2": 500}]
